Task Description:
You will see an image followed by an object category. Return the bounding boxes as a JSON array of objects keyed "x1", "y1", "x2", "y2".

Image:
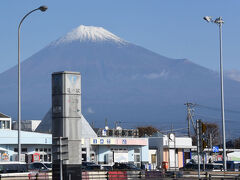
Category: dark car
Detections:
[
  {"x1": 0, "y1": 162, "x2": 27, "y2": 173},
  {"x1": 214, "y1": 161, "x2": 239, "y2": 171},
  {"x1": 179, "y1": 163, "x2": 197, "y2": 171},
  {"x1": 43, "y1": 162, "x2": 52, "y2": 171},
  {"x1": 28, "y1": 162, "x2": 50, "y2": 172},
  {"x1": 180, "y1": 163, "x2": 223, "y2": 171},
  {"x1": 112, "y1": 163, "x2": 141, "y2": 170},
  {"x1": 101, "y1": 165, "x2": 113, "y2": 171},
  {"x1": 82, "y1": 162, "x2": 101, "y2": 170}
]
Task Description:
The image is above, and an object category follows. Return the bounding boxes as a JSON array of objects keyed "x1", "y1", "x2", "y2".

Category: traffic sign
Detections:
[{"x1": 213, "y1": 146, "x2": 219, "y2": 153}]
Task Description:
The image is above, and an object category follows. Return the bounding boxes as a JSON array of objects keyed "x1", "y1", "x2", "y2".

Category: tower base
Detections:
[{"x1": 53, "y1": 163, "x2": 82, "y2": 180}]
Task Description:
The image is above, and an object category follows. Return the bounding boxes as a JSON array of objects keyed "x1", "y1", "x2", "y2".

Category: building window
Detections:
[
  {"x1": 44, "y1": 155, "x2": 48, "y2": 162},
  {"x1": 2, "y1": 121, "x2": 5, "y2": 129},
  {"x1": 134, "y1": 149, "x2": 140, "y2": 153},
  {"x1": 35, "y1": 148, "x2": 39, "y2": 152},
  {"x1": 134, "y1": 154, "x2": 140, "y2": 162},
  {"x1": 48, "y1": 148, "x2": 51, "y2": 152},
  {"x1": 44, "y1": 148, "x2": 47, "y2": 152},
  {"x1": 14, "y1": 148, "x2": 27, "y2": 153},
  {"x1": 151, "y1": 154, "x2": 156, "y2": 164},
  {"x1": 40, "y1": 148, "x2": 43, "y2": 152},
  {"x1": 48, "y1": 154, "x2": 51, "y2": 162},
  {"x1": 82, "y1": 148, "x2": 86, "y2": 152},
  {"x1": 6, "y1": 121, "x2": 10, "y2": 129},
  {"x1": 22, "y1": 148, "x2": 27, "y2": 153}
]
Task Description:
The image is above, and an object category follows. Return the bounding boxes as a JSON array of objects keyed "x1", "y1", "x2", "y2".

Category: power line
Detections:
[
  {"x1": 195, "y1": 113, "x2": 239, "y2": 123},
  {"x1": 195, "y1": 103, "x2": 240, "y2": 114},
  {"x1": 160, "y1": 127, "x2": 188, "y2": 133},
  {"x1": 184, "y1": 102, "x2": 196, "y2": 137}
]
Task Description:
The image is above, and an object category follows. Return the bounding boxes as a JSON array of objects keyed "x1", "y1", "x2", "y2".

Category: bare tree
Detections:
[
  {"x1": 191, "y1": 122, "x2": 220, "y2": 147},
  {"x1": 205, "y1": 122, "x2": 220, "y2": 147},
  {"x1": 233, "y1": 138, "x2": 240, "y2": 148},
  {"x1": 137, "y1": 126, "x2": 159, "y2": 137}
]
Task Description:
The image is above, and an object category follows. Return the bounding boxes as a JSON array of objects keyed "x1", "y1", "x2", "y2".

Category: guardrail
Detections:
[
  {"x1": 1, "y1": 170, "x2": 240, "y2": 180},
  {"x1": 82, "y1": 170, "x2": 143, "y2": 180},
  {"x1": 182, "y1": 171, "x2": 240, "y2": 179},
  {"x1": 0, "y1": 172, "x2": 52, "y2": 180}
]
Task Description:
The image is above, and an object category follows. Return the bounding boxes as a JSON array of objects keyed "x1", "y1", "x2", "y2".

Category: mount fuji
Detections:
[{"x1": 0, "y1": 25, "x2": 240, "y2": 136}]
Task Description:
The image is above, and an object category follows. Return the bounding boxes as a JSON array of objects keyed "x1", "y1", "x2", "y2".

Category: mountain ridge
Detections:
[{"x1": 0, "y1": 25, "x2": 239, "y2": 136}]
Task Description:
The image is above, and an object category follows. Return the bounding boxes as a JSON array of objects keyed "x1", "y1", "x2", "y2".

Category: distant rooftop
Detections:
[{"x1": 0, "y1": 113, "x2": 10, "y2": 118}]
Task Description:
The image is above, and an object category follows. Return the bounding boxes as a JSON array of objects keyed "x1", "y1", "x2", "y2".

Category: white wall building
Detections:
[
  {"x1": 0, "y1": 112, "x2": 11, "y2": 130},
  {"x1": 149, "y1": 133, "x2": 193, "y2": 170},
  {"x1": 78, "y1": 115, "x2": 149, "y2": 168},
  {"x1": 12, "y1": 120, "x2": 41, "y2": 132},
  {"x1": 0, "y1": 129, "x2": 52, "y2": 162}
]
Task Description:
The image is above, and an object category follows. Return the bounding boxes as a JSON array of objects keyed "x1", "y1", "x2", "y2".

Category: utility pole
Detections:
[
  {"x1": 105, "y1": 118, "x2": 108, "y2": 127},
  {"x1": 196, "y1": 119, "x2": 201, "y2": 179},
  {"x1": 209, "y1": 133, "x2": 213, "y2": 149},
  {"x1": 184, "y1": 102, "x2": 196, "y2": 137}
]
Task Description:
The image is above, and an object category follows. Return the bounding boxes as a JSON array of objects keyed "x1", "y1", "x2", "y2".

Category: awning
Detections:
[{"x1": 0, "y1": 147, "x2": 8, "y2": 152}]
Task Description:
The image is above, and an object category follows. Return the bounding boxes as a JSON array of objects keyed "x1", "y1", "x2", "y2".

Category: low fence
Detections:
[
  {"x1": 182, "y1": 171, "x2": 240, "y2": 179},
  {"x1": 1, "y1": 170, "x2": 240, "y2": 180},
  {"x1": 0, "y1": 171, "x2": 143, "y2": 180},
  {"x1": 82, "y1": 171, "x2": 143, "y2": 180},
  {"x1": 0, "y1": 172, "x2": 52, "y2": 180}
]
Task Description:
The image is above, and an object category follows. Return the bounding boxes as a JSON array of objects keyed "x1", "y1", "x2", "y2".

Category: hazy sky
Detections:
[{"x1": 1, "y1": 0, "x2": 240, "y2": 73}]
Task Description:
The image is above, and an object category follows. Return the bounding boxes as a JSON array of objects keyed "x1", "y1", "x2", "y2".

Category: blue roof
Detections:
[{"x1": 0, "y1": 129, "x2": 52, "y2": 145}]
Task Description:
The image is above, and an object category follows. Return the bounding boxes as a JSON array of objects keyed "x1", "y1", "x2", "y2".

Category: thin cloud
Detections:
[
  {"x1": 87, "y1": 107, "x2": 95, "y2": 114},
  {"x1": 225, "y1": 69, "x2": 240, "y2": 82},
  {"x1": 144, "y1": 71, "x2": 168, "y2": 79}
]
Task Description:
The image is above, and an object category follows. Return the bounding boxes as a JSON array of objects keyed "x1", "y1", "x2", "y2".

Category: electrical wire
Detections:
[
  {"x1": 194, "y1": 113, "x2": 239, "y2": 123},
  {"x1": 195, "y1": 103, "x2": 240, "y2": 114}
]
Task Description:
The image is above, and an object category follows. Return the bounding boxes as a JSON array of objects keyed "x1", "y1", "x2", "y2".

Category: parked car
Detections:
[
  {"x1": 179, "y1": 163, "x2": 223, "y2": 171},
  {"x1": 42, "y1": 162, "x2": 52, "y2": 171},
  {"x1": 214, "y1": 161, "x2": 239, "y2": 171},
  {"x1": 82, "y1": 162, "x2": 101, "y2": 170},
  {"x1": 112, "y1": 163, "x2": 141, "y2": 170},
  {"x1": 0, "y1": 161, "x2": 27, "y2": 173},
  {"x1": 179, "y1": 163, "x2": 198, "y2": 171},
  {"x1": 205, "y1": 163, "x2": 223, "y2": 171},
  {"x1": 28, "y1": 162, "x2": 51, "y2": 172},
  {"x1": 101, "y1": 165, "x2": 113, "y2": 171}
]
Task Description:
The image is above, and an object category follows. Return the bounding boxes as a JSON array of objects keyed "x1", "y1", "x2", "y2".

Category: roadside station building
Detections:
[
  {"x1": 89, "y1": 137, "x2": 148, "y2": 168},
  {"x1": 77, "y1": 115, "x2": 149, "y2": 168},
  {"x1": 0, "y1": 112, "x2": 52, "y2": 163},
  {"x1": 149, "y1": 132, "x2": 193, "y2": 170},
  {"x1": 0, "y1": 129, "x2": 52, "y2": 162}
]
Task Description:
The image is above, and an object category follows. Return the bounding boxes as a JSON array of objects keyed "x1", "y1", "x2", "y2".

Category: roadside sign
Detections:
[
  {"x1": 213, "y1": 146, "x2": 219, "y2": 153},
  {"x1": 53, "y1": 137, "x2": 69, "y2": 161}
]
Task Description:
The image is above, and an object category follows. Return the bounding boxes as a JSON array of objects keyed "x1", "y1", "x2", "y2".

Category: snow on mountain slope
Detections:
[{"x1": 51, "y1": 25, "x2": 127, "y2": 46}]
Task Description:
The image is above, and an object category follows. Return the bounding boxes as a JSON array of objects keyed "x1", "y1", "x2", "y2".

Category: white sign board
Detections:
[{"x1": 114, "y1": 152, "x2": 128, "y2": 163}]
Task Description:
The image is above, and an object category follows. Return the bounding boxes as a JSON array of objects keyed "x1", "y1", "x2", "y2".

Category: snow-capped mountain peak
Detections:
[{"x1": 52, "y1": 25, "x2": 126, "y2": 45}]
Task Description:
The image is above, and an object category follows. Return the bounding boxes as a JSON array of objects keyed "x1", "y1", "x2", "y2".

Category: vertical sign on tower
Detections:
[{"x1": 52, "y1": 71, "x2": 82, "y2": 180}]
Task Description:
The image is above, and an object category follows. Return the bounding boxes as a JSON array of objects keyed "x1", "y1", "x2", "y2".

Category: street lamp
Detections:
[
  {"x1": 203, "y1": 16, "x2": 226, "y2": 171},
  {"x1": 18, "y1": 5, "x2": 48, "y2": 161}
]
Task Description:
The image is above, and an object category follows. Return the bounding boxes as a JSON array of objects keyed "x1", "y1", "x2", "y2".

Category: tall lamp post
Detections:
[
  {"x1": 18, "y1": 6, "x2": 48, "y2": 161},
  {"x1": 203, "y1": 16, "x2": 226, "y2": 171}
]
